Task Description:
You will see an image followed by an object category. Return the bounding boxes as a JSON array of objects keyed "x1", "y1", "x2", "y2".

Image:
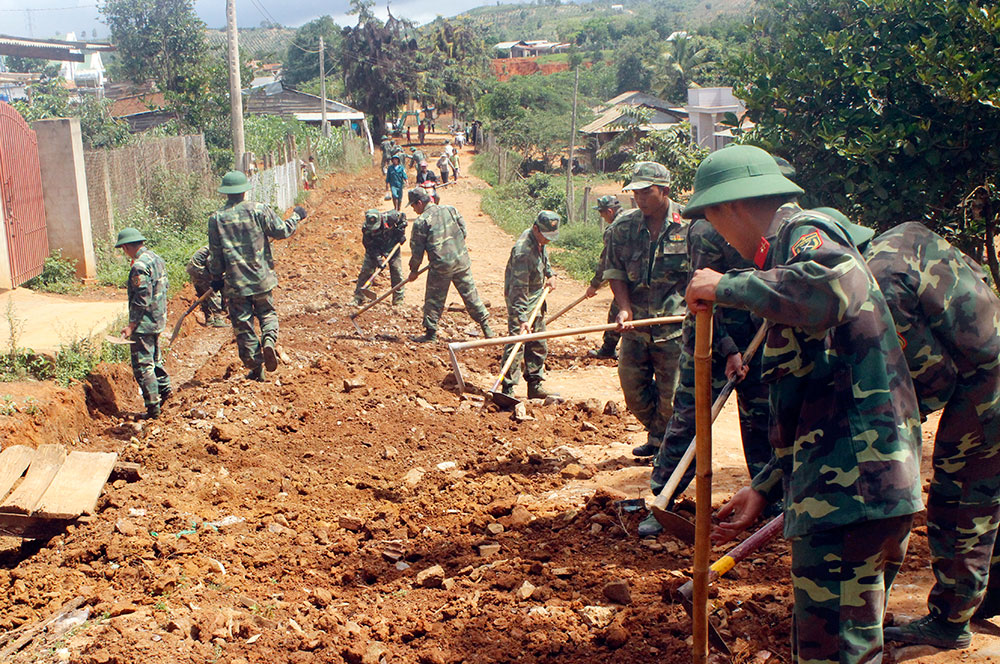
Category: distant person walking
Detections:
[{"x1": 386, "y1": 155, "x2": 407, "y2": 211}]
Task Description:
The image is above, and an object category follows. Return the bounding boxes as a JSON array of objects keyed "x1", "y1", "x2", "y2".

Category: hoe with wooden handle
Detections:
[
  {"x1": 447, "y1": 315, "x2": 685, "y2": 394},
  {"x1": 543, "y1": 291, "x2": 588, "y2": 326},
  {"x1": 350, "y1": 265, "x2": 429, "y2": 335},
  {"x1": 358, "y1": 242, "x2": 403, "y2": 300},
  {"x1": 651, "y1": 321, "x2": 769, "y2": 541},
  {"x1": 692, "y1": 309, "x2": 713, "y2": 664},
  {"x1": 487, "y1": 287, "x2": 550, "y2": 409}
]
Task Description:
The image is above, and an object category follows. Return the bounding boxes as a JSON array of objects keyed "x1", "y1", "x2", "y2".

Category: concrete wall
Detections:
[{"x1": 33, "y1": 117, "x2": 96, "y2": 281}]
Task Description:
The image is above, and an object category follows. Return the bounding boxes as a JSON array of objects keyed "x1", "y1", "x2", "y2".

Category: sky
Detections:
[{"x1": 0, "y1": 0, "x2": 509, "y2": 40}]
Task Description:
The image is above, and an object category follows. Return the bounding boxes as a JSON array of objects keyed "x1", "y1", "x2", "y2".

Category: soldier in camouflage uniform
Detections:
[
  {"x1": 116, "y1": 228, "x2": 171, "y2": 419},
  {"x1": 865, "y1": 223, "x2": 1000, "y2": 649},
  {"x1": 207, "y1": 170, "x2": 306, "y2": 382},
  {"x1": 353, "y1": 209, "x2": 407, "y2": 306},
  {"x1": 603, "y1": 162, "x2": 688, "y2": 457},
  {"x1": 585, "y1": 195, "x2": 623, "y2": 360},
  {"x1": 636, "y1": 217, "x2": 773, "y2": 536},
  {"x1": 409, "y1": 147, "x2": 426, "y2": 172},
  {"x1": 406, "y1": 187, "x2": 493, "y2": 343},
  {"x1": 186, "y1": 246, "x2": 226, "y2": 327},
  {"x1": 500, "y1": 211, "x2": 559, "y2": 399},
  {"x1": 685, "y1": 145, "x2": 922, "y2": 664}
]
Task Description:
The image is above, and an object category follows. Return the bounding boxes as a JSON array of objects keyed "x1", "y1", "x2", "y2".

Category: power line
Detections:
[{"x1": 0, "y1": 5, "x2": 98, "y2": 11}]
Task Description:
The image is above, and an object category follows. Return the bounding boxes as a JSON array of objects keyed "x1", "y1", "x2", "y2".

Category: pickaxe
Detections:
[
  {"x1": 544, "y1": 292, "x2": 588, "y2": 326},
  {"x1": 359, "y1": 242, "x2": 403, "y2": 300},
  {"x1": 485, "y1": 286, "x2": 550, "y2": 408},
  {"x1": 447, "y1": 315, "x2": 685, "y2": 394},
  {"x1": 349, "y1": 265, "x2": 429, "y2": 334}
]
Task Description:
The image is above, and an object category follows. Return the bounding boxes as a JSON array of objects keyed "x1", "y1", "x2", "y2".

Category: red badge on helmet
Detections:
[{"x1": 790, "y1": 231, "x2": 824, "y2": 257}]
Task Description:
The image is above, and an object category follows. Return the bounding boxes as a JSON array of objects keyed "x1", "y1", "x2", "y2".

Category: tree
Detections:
[
  {"x1": 417, "y1": 19, "x2": 490, "y2": 119},
  {"x1": 650, "y1": 32, "x2": 714, "y2": 103},
  {"x1": 340, "y1": 11, "x2": 419, "y2": 140},
  {"x1": 614, "y1": 36, "x2": 653, "y2": 95},
  {"x1": 4, "y1": 56, "x2": 60, "y2": 78},
  {"x1": 733, "y1": 0, "x2": 1000, "y2": 279},
  {"x1": 282, "y1": 16, "x2": 340, "y2": 88}
]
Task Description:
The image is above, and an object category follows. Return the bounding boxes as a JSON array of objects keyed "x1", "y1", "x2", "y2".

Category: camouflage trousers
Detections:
[
  {"x1": 618, "y1": 331, "x2": 682, "y2": 446},
  {"x1": 651, "y1": 317, "x2": 770, "y2": 500},
  {"x1": 791, "y1": 514, "x2": 912, "y2": 664},
  {"x1": 500, "y1": 306, "x2": 547, "y2": 391},
  {"x1": 925, "y1": 387, "x2": 1000, "y2": 625},
  {"x1": 130, "y1": 332, "x2": 171, "y2": 409},
  {"x1": 354, "y1": 251, "x2": 405, "y2": 304},
  {"x1": 599, "y1": 299, "x2": 621, "y2": 353},
  {"x1": 422, "y1": 266, "x2": 489, "y2": 333},
  {"x1": 228, "y1": 290, "x2": 278, "y2": 370},
  {"x1": 191, "y1": 277, "x2": 224, "y2": 319}
]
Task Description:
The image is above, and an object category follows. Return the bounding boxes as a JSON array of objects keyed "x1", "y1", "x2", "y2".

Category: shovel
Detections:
[
  {"x1": 447, "y1": 315, "x2": 685, "y2": 394},
  {"x1": 544, "y1": 291, "x2": 588, "y2": 326},
  {"x1": 675, "y1": 514, "x2": 785, "y2": 655},
  {"x1": 350, "y1": 265, "x2": 428, "y2": 334},
  {"x1": 487, "y1": 287, "x2": 550, "y2": 409},
  {"x1": 651, "y1": 321, "x2": 769, "y2": 541},
  {"x1": 359, "y1": 242, "x2": 403, "y2": 300}
]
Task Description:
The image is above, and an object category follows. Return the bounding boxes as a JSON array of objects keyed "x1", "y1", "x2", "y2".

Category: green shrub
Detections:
[{"x1": 23, "y1": 250, "x2": 79, "y2": 294}]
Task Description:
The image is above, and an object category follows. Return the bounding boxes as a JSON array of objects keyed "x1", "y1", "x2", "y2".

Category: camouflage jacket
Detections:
[
  {"x1": 363, "y1": 215, "x2": 407, "y2": 257},
  {"x1": 185, "y1": 246, "x2": 210, "y2": 283},
  {"x1": 688, "y1": 219, "x2": 761, "y2": 359},
  {"x1": 864, "y1": 222, "x2": 1000, "y2": 430},
  {"x1": 409, "y1": 203, "x2": 471, "y2": 275},
  {"x1": 409, "y1": 150, "x2": 426, "y2": 168},
  {"x1": 128, "y1": 247, "x2": 168, "y2": 335},
  {"x1": 715, "y1": 203, "x2": 923, "y2": 537},
  {"x1": 207, "y1": 200, "x2": 301, "y2": 297},
  {"x1": 602, "y1": 202, "x2": 688, "y2": 341},
  {"x1": 505, "y1": 228, "x2": 553, "y2": 323},
  {"x1": 589, "y1": 208, "x2": 628, "y2": 289}
]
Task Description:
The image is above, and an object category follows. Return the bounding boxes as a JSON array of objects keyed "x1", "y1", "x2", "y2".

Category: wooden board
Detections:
[
  {"x1": 0, "y1": 445, "x2": 35, "y2": 501},
  {"x1": 0, "y1": 445, "x2": 66, "y2": 515},
  {"x1": 0, "y1": 512, "x2": 73, "y2": 539},
  {"x1": 34, "y1": 451, "x2": 118, "y2": 520}
]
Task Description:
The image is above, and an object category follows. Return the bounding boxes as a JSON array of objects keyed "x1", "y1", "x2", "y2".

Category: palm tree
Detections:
[{"x1": 651, "y1": 32, "x2": 714, "y2": 103}]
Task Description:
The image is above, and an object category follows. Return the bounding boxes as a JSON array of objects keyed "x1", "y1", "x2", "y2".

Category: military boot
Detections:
[
  {"x1": 588, "y1": 343, "x2": 618, "y2": 359},
  {"x1": 262, "y1": 342, "x2": 279, "y2": 372},
  {"x1": 883, "y1": 615, "x2": 972, "y2": 650},
  {"x1": 632, "y1": 441, "x2": 660, "y2": 457},
  {"x1": 974, "y1": 592, "x2": 1000, "y2": 622},
  {"x1": 411, "y1": 329, "x2": 437, "y2": 343},
  {"x1": 144, "y1": 403, "x2": 161, "y2": 420},
  {"x1": 351, "y1": 294, "x2": 365, "y2": 306},
  {"x1": 159, "y1": 387, "x2": 173, "y2": 407},
  {"x1": 481, "y1": 322, "x2": 495, "y2": 339},
  {"x1": 527, "y1": 382, "x2": 556, "y2": 400},
  {"x1": 247, "y1": 365, "x2": 266, "y2": 382},
  {"x1": 207, "y1": 315, "x2": 228, "y2": 328},
  {"x1": 638, "y1": 512, "x2": 663, "y2": 537}
]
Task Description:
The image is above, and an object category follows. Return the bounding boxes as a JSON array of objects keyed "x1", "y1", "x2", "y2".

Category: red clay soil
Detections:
[{"x1": 0, "y1": 162, "x2": 959, "y2": 664}]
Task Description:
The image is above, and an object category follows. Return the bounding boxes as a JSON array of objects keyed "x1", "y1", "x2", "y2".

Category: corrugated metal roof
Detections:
[
  {"x1": 244, "y1": 82, "x2": 363, "y2": 117},
  {"x1": 0, "y1": 33, "x2": 115, "y2": 62}
]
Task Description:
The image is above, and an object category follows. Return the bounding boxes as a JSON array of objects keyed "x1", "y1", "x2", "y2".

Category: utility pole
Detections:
[
  {"x1": 319, "y1": 36, "x2": 329, "y2": 137},
  {"x1": 565, "y1": 66, "x2": 579, "y2": 224},
  {"x1": 226, "y1": 0, "x2": 245, "y2": 170}
]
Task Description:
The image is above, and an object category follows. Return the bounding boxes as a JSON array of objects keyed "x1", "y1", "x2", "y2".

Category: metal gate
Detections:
[{"x1": 0, "y1": 101, "x2": 48, "y2": 286}]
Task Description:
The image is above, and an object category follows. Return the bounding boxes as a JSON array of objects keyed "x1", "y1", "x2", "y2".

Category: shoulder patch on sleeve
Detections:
[
  {"x1": 132, "y1": 274, "x2": 143, "y2": 287},
  {"x1": 790, "y1": 230, "x2": 823, "y2": 257}
]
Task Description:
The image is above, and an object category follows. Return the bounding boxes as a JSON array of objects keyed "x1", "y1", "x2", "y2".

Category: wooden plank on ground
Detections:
[
  {"x1": 0, "y1": 445, "x2": 35, "y2": 501},
  {"x1": 0, "y1": 445, "x2": 66, "y2": 515},
  {"x1": 0, "y1": 512, "x2": 73, "y2": 539},
  {"x1": 34, "y1": 451, "x2": 118, "y2": 520}
]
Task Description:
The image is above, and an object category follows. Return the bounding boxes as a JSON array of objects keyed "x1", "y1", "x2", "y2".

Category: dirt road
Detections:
[{"x1": 0, "y1": 145, "x2": 994, "y2": 664}]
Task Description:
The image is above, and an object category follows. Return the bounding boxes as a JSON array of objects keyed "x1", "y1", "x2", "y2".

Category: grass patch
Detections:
[{"x1": 23, "y1": 250, "x2": 80, "y2": 294}]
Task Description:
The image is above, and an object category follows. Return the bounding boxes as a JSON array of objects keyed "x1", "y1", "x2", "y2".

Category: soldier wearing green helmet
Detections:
[
  {"x1": 603, "y1": 161, "x2": 688, "y2": 458},
  {"x1": 684, "y1": 144, "x2": 922, "y2": 664},
  {"x1": 584, "y1": 195, "x2": 624, "y2": 360},
  {"x1": 115, "y1": 227, "x2": 171, "y2": 419},
  {"x1": 500, "y1": 210, "x2": 560, "y2": 399},
  {"x1": 207, "y1": 170, "x2": 306, "y2": 382},
  {"x1": 353, "y1": 209, "x2": 407, "y2": 306}
]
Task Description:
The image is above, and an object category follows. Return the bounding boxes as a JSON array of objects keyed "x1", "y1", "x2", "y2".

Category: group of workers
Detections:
[
  {"x1": 116, "y1": 136, "x2": 999, "y2": 663},
  {"x1": 381, "y1": 137, "x2": 461, "y2": 211}
]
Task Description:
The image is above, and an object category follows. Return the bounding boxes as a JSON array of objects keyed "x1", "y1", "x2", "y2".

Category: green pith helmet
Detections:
[
  {"x1": 814, "y1": 207, "x2": 876, "y2": 249},
  {"x1": 407, "y1": 187, "x2": 431, "y2": 205},
  {"x1": 772, "y1": 155, "x2": 797, "y2": 180},
  {"x1": 622, "y1": 161, "x2": 671, "y2": 191},
  {"x1": 364, "y1": 209, "x2": 382, "y2": 230},
  {"x1": 594, "y1": 194, "x2": 621, "y2": 211},
  {"x1": 217, "y1": 170, "x2": 251, "y2": 194},
  {"x1": 534, "y1": 210, "x2": 560, "y2": 241},
  {"x1": 114, "y1": 227, "x2": 146, "y2": 247},
  {"x1": 682, "y1": 145, "x2": 804, "y2": 219}
]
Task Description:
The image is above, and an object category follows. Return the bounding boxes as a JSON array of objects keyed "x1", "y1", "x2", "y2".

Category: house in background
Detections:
[
  {"x1": 580, "y1": 91, "x2": 688, "y2": 171},
  {"x1": 685, "y1": 87, "x2": 750, "y2": 151},
  {"x1": 58, "y1": 33, "x2": 106, "y2": 95},
  {"x1": 244, "y1": 81, "x2": 373, "y2": 154},
  {"x1": 109, "y1": 91, "x2": 176, "y2": 132},
  {"x1": 493, "y1": 40, "x2": 572, "y2": 59}
]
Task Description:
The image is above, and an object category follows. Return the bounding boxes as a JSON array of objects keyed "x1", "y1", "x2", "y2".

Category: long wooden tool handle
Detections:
[
  {"x1": 360, "y1": 242, "x2": 402, "y2": 291},
  {"x1": 449, "y1": 314, "x2": 685, "y2": 352},
  {"x1": 692, "y1": 308, "x2": 714, "y2": 664},
  {"x1": 169, "y1": 288, "x2": 215, "y2": 346},
  {"x1": 676, "y1": 514, "x2": 784, "y2": 602},
  {"x1": 544, "y1": 292, "x2": 588, "y2": 326},
  {"x1": 652, "y1": 320, "x2": 770, "y2": 512},
  {"x1": 352, "y1": 265, "x2": 429, "y2": 320},
  {"x1": 489, "y1": 287, "x2": 550, "y2": 393}
]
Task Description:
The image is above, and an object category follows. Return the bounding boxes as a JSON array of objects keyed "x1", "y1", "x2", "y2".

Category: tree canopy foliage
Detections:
[
  {"x1": 733, "y1": 0, "x2": 1000, "y2": 268},
  {"x1": 283, "y1": 16, "x2": 341, "y2": 88},
  {"x1": 416, "y1": 19, "x2": 490, "y2": 118}
]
